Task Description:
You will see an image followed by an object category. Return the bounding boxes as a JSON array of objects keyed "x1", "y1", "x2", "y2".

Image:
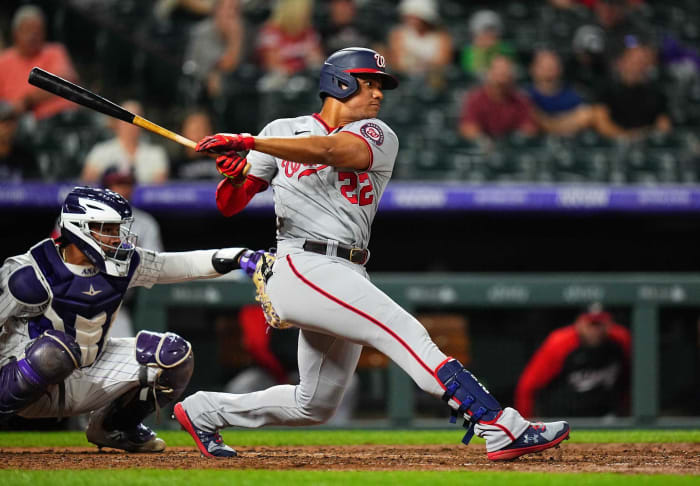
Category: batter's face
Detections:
[{"x1": 344, "y1": 76, "x2": 384, "y2": 120}]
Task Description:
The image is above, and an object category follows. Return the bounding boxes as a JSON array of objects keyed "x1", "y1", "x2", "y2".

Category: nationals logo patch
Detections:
[{"x1": 360, "y1": 122, "x2": 384, "y2": 146}]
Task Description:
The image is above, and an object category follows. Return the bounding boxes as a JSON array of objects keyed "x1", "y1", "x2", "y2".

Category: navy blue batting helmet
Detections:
[{"x1": 319, "y1": 47, "x2": 399, "y2": 100}]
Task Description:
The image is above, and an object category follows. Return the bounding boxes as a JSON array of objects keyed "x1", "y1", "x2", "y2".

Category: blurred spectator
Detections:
[
  {"x1": 256, "y1": 0, "x2": 323, "y2": 77},
  {"x1": 527, "y1": 49, "x2": 593, "y2": 136},
  {"x1": 154, "y1": 0, "x2": 216, "y2": 23},
  {"x1": 182, "y1": 0, "x2": 253, "y2": 100},
  {"x1": 387, "y1": 0, "x2": 453, "y2": 79},
  {"x1": 102, "y1": 167, "x2": 164, "y2": 337},
  {"x1": 572, "y1": 0, "x2": 654, "y2": 65},
  {"x1": 171, "y1": 109, "x2": 220, "y2": 179},
  {"x1": 459, "y1": 56, "x2": 538, "y2": 145},
  {"x1": 593, "y1": 45, "x2": 671, "y2": 140},
  {"x1": 81, "y1": 100, "x2": 169, "y2": 184},
  {"x1": 460, "y1": 9, "x2": 515, "y2": 79},
  {"x1": 566, "y1": 24, "x2": 610, "y2": 100},
  {"x1": 0, "y1": 101, "x2": 39, "y2": 181},
  {"x1": 515, "y1": 304, "x2": 631, "y2": 418},
  {"x1": 0, "y1": 5, "x2": 78, "y2": 121},
  {"x1": 319, "y1": 0, "x2": 371, "y2": 55},
  {"x1": 537, "y1": 0, "x2": 593, "y2": 49}
]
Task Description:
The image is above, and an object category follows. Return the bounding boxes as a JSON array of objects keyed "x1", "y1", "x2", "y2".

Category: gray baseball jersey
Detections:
[{"x1": 248, "y1": 114, "x2": 398, "y2": 249}]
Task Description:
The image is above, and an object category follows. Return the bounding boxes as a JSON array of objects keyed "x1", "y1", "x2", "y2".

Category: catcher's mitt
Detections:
[{"x1": 252, "y1": 252, "x2": 293, "y2": 329}]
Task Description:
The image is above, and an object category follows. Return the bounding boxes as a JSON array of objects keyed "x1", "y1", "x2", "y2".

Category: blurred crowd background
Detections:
[{"x1": 1, "y1": 0, "x2": 700, "y2": 185}]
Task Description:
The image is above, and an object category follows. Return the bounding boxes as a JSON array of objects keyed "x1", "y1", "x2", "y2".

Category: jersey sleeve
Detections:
[
  {"x1": 247, "y1": 121, "x2": 280, "y2": 183},
  {"x1": 129, "y1": 247, "x2": 245, "y2": 288},
  {"x1": 339, "y1": 119, "x2": 398, "y2": 173}
]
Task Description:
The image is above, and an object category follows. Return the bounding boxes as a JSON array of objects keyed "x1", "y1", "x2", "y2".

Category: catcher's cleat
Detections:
[
  {"x1": 173, "y1": 402, "x2": 237, "y2": 458},
  {"x1": 487, "y1": 421, "x2": 570, "y2": 461},
  {"x1": 86, "y1": 409, "x2": 166, "y2": 453}
]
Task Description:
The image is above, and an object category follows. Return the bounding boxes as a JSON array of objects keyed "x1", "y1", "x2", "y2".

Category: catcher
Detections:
[
  {"x1": 174, "y1": 47, "x2": 570, "y2": 460},
  {"x1": 0, "y1": 186, "x2": 255, "y2": 452}
]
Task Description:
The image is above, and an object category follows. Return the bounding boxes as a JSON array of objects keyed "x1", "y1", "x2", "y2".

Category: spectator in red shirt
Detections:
[
  {"x1": 459, "y1": 55, "x2": 537, "y2": 146},
  {"x1": 256, "y1": 0, "x2": 323, "y2": 77},
  {"x1": 515, "y1": 304, "x2": 631, "y2": 418},
  {"x1": 0, "y1": 5, "x2": 78, "y2": 121}
]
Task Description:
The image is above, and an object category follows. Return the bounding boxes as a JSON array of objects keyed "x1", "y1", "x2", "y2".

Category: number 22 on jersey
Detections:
[{"x1": 338, "y1": 172, "x2": 373, "y2": 206}]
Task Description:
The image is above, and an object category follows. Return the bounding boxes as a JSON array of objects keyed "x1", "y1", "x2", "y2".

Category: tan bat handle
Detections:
[{"x1": 132, "y1": 115, "x2": 250, "y2": 176}]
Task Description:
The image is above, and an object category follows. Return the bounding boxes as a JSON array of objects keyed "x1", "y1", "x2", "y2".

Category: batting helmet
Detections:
[{"x1": 319, "y1": 47, "x2": 399, "y2": 100}]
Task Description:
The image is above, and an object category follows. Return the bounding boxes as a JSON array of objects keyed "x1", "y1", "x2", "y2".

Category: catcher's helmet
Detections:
[
  {"x1": 59, "y1": 186, "x2": 137, "y2": 276},
  {"x1": 319, "y1": 47, "x2": 399, "y2": 100}
]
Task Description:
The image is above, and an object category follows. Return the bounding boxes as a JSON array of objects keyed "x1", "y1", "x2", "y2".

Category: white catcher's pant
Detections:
[
  {"x1": 16, "y1": 337, "x2": 158, "y2": 418},
  {"x1": 183, "y1": 245, "x2": 528, "y2": 451}
]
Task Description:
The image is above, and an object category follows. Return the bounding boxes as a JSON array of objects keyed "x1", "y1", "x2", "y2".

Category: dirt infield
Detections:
[{"x1": 1, "y1": 443, "x2": 698, "y2": 474}]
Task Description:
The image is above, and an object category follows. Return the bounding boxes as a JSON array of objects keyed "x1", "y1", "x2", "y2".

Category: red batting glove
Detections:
[
  {"x1": 196, "y1": 133, "x2": 255, "y2": 153},
  {"x1": 216, "y1": 152, "x2": 248, "y2": 186}
]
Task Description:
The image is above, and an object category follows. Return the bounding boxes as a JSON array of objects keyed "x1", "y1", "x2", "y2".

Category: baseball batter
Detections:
[
  {"x1": 174, "y1": 47, "x2": 570, "y2": 461},
  {"x1": 0, "y1": 186, "x2": 251, "y2": 452}
]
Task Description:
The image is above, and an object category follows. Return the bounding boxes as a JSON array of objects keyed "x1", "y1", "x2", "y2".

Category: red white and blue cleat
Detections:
[
  {"x1": 173, "y1": 402, "x2": 237, "y2": 458},
  {"x1": 487, "y1": 421, "x2": 570, "y2": 461}
]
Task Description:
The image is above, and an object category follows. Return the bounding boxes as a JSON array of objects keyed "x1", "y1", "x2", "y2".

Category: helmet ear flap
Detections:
[{"x1": 319, "y1": 63, "x2": 359, "y2": 100}]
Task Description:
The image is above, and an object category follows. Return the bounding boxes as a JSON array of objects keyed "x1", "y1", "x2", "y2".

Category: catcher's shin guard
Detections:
[
  {"x1": 86, "y1": 331, "x2": 193, "y2": 452},
  {"x1": 0, "y1": 330, "x2": 80, "y2": 415},
  {"x1": 436, "y1": 358, "x2": 502, "y2": 445}
]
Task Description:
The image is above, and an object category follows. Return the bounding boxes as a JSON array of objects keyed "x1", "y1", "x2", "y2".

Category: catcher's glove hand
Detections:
[{"x1": 250, "y1": 251, "x2": 293, "y2": 330}]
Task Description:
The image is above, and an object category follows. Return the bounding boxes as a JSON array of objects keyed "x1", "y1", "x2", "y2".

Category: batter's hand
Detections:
[
  {"x1": 216, "y1": 152, "x2": 248, "y2": 185},
  {"x1": 196, "y1": 133, "x2": 255, "y2": 153}
]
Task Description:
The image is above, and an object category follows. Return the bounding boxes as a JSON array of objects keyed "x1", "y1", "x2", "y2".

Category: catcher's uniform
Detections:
[
  {"x1": 182, "y1": 114, "x2": 529, "y2": 452},
  {"x1": 0, "y1": 241, "x2": 224, "y2": 417}
]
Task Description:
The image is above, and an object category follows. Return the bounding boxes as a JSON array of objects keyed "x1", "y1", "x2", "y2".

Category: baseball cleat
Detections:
[
  {"x1": 487, "y1": 421, "x2": 570, "y2": 461},
  {"x1": 86, "y1": 409, "x2": 166, "y2": 453},
  {"x1": 173, "y1": 402, "x2": 237, "y2": 458}
]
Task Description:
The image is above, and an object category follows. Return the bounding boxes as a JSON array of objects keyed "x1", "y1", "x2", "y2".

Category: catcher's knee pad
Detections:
[
  {"x1": 0, "y1": 330, "x2": 80, "y2": 414},
  {"x1": 135, "y1": 330, "x2": 194, "y2": 406},
  {"x1": 436, "y1": 358, "x2": 502, "y2": 445}
]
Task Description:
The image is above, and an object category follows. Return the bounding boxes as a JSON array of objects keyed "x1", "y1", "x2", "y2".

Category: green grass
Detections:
[
  {"x1": 0, "y1": 470, "x2": 697, "y2": 486},
  {"x1": 0, "y1": 428, "x2": 698, "y2": 448}
]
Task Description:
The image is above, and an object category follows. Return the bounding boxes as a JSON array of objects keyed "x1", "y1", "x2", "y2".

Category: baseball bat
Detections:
[{"x1": 27, "y1": 67, "x2": 249, "y2": 175}]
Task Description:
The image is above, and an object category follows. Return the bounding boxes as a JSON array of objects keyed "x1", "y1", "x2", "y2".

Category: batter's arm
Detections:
[
  {"x1": 216, "y1": 176, "x2": 268, "y2": 217},
  {"x1": 254, "y1": 132, "x2": 371, "y2": 170}
]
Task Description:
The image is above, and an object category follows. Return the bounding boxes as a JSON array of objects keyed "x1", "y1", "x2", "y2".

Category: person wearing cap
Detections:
[
  {"x1": 515, "y1": 304, "x2": 631, "y2": 418},
  {"x1": 460, "y1": 9, "x2": 515, "y2": 78},
  {"x1": 387, "y1": 0, "x2": 453, "y2": 78}
]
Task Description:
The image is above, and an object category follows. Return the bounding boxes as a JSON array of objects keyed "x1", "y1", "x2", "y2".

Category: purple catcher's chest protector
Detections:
[{"x1": 26, "y1": 239, "x2": 140, "y2": 366}]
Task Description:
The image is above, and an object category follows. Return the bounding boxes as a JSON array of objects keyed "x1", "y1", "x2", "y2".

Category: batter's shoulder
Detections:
[
  {"x1": 263, "y1": 115, "x2": 316, "y2": 136},
  {"x1": 347, "y1": 118, "x2": 397, "y2": 138}
]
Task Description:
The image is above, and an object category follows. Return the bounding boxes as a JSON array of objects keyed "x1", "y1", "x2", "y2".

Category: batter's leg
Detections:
[
  {"x1": 180, "y1": 329, "x2": 362, "y2": 432},
  {"x1": 266, "y1": 254, "x2": 534, "y2": 452}
]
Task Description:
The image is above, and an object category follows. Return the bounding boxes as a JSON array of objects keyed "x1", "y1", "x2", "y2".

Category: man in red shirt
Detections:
[
  {"x1": 459, "y1": 55, "x2": 537, "y2": 145},
  {"x1": 0, "y1": 5, "x2": 78, "y2": 121},
  {"x1": 515, "y1": 304, "x2": 631, "y2": 418}
]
